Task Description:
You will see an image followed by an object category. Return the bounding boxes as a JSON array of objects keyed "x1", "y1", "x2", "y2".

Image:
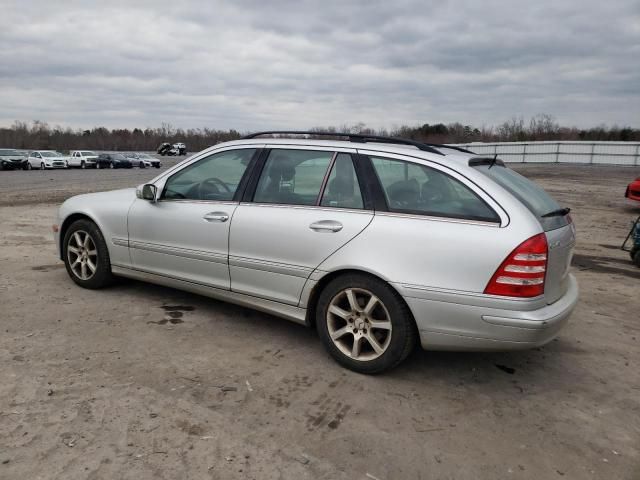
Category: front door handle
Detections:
[
  {"x1": 203, "y1": 211, "x2": 229, "y2": 223},
  {"x1": 309, "y1": 220, "x2": 343, "y2": 233}
]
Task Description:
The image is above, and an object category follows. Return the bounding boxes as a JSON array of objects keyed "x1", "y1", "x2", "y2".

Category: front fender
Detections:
[{"x1": 57, "y1": 189, "x2": 136, "y2": 266}]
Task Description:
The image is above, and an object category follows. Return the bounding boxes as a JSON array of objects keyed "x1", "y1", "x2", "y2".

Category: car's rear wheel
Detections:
[
  {"x1": 63, "y1": 219, "x2": 114, "y2": 289},
  {"x1": 316, "y1": 273, "x2": 416, "y2": 374}
]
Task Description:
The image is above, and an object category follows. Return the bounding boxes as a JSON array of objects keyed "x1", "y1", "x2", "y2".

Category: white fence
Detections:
[{"x1": 451, "y1": 141, "x2": 640, "y2": 166}]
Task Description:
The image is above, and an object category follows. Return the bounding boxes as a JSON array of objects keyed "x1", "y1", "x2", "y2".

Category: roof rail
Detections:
[{"x1": 242, "y1": 130, "x2": 474, "y2": 156}]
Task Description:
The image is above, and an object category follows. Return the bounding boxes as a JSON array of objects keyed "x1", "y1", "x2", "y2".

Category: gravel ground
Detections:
[{"x1": 0, "y1": 162, "x2": 639, "y2": 479}]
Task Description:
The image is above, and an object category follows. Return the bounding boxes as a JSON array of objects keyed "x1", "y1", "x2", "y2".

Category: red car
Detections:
[{"x1": 626, "y1": 177, "x2": 640, "y2": 202}]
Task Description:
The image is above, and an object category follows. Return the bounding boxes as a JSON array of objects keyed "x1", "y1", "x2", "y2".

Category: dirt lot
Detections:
[{"x1": 1, "y1": 163, "x2": 639, "y2": 479}]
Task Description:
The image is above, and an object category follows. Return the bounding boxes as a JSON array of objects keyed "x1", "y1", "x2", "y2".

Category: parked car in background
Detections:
[
  {"x1": 157, "y1": 142, "x2": 187, "y2": 156},
  {"x1": 26, "y1": 150, "x2": 69, "y2": 170},
  {"x1": 0, "y1": 149, "x2": 27, "y2": 170},
  {"x1": 68, "y1": 151, "x2": 99, "y2": 169},
  {"x1": 124, "y1": 153, "x2": 162, "y2": 168},
  {"x1": 54, "y1": 132, "x2": 578, "y2": 373},
  {"x1": 173, "y1": 143, "x2": 187, "y2": 155},
  {"x1": 96, "y1": 153, "x2": 133, "y2": 169},
  {"x1": 625, "y1": 177, "x2": 640, "y2": 202}
]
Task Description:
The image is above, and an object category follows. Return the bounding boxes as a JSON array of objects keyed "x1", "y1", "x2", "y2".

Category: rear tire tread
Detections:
[{"x1": 315, "y1": 273, "x2": 417, "y2": 374}]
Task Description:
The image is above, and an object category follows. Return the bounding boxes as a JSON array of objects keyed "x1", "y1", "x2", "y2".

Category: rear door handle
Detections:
[
  {"x1": 203, "y1": 211, "x2": 229, "y2": 222},
  {"x1": 309, "y1": 220, "x2": 343, "y2": 232}
]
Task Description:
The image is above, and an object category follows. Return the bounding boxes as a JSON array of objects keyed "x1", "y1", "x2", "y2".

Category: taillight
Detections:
[{"x1": 484, "y1": 233, "x2": 548, "y2": 297}]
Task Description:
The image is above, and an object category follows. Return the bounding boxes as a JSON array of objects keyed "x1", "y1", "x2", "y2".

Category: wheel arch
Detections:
[
  {"x1": 58, "y1": 212, "x2": 103, "y2": 260},
  {"x1": 304, "y1": 268, "x2": 416, "y2": 329}
]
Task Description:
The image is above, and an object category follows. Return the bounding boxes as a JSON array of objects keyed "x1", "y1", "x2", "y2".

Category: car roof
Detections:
[{"x1": 209, "y1": 138, "x2": 474, "y2": 166}]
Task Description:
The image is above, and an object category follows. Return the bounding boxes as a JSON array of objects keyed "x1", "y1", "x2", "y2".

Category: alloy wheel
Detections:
[
  {"x1": 326, "y1": 288, "x2": 393, "y2": 361},
  {"x1": 67, "y1": 230, "x2": 98, "y2": 280}
]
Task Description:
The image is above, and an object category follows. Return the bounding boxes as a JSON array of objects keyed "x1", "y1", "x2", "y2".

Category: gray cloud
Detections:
[{"x1": 0, "y1": 0, "x2": 638, "y2": 130}]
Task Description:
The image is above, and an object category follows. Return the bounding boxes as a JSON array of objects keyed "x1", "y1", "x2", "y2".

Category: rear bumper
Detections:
[
  {"x1": 403, "y1": 274, "x2": 579, "y2": 351},
  {"x1": 625, "y1": 186, "x2": 640, "y2": 202}
]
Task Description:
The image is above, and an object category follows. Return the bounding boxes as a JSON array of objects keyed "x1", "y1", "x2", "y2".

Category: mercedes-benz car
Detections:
[
  {"x1": 53, "y1": 132, "x2": 578, "y2": 373},
  {"x1": 0, "y1": 148, "x2": 27, "y2": 170}
]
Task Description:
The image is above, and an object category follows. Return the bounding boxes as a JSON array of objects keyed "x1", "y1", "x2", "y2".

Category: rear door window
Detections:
[
  {"x1": 370, "y1": 156, "x2": 499, "y2": 222},
  {"x1": 253, "y1": 149, "x2": 333, "y2": 206},
  {"x1": 472, "y1": 164, "x2": 568, "y2": 231}
]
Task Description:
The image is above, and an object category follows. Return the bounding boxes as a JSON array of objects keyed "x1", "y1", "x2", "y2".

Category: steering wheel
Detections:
[{"x1": 197, "y1": 177, "x2": 232, "y2": 199}]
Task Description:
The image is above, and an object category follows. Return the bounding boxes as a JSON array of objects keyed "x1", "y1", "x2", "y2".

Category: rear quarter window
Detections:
[
  {"x1": 472, "y1": 164, "x2": 568, "y2": 231},
  {"x1": 370, "y1": 156, "x2": 500, "y2": 223}
]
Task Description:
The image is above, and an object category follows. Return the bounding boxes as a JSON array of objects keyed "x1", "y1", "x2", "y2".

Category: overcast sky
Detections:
[{"x1": 1, "y1": 0, "x2": 638, "y2": 131}]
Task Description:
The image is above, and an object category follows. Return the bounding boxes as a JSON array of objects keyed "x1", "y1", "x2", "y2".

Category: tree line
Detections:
[{"x1": 1, "y1": 115, "x2": 638, "y2": 152}]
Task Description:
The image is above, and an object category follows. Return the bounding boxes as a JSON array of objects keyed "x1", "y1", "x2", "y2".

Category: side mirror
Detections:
[{"x1": 140, "y1": 184, "x2": 158, "y2": 203}]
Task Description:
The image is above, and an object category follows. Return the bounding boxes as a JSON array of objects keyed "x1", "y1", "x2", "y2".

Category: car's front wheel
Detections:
[
  {"x1": 63, "y1": 219, "x2": 114, "y2": 289},
  {"x1": 316, "y1": 273, "x2": 416, "y2": 374},
  {"x1": 40, "y1": 162, "x2": 45, "y2": 170}
]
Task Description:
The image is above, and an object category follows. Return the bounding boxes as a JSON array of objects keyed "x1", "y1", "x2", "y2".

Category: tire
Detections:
[
  {"x1": 26, "y1": 162, "x2": 32, "y2": 170},
  {"x1": 40, "y1": 162, "x2": 45, "y2": 170},
  {"x1": 81, "y1": 161, "x2": 85, "y2": 169},
  {"x1": 315, "y1": 273, "x2": 417, "y2": 374},
  {"x1": 62, "y1": 219, "x2": 114, "y2": 289},
  {"x1": 109, "y1": 162, "x2": 114, "y2": 169},
  {"x1": 139, "y1": 162, "x2": 145, "y2": 169}
]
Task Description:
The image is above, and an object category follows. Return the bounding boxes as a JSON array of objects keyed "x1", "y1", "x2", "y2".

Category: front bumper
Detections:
[
  {"x1": 1, "y1": 160, "x2": 24, "y2": 170},
  {"x1": 47, "y1": 162, "x2": 67, "y2": 169},
  {"x1": 403, "y1": 274, "x2": 579, "y2": 351}
]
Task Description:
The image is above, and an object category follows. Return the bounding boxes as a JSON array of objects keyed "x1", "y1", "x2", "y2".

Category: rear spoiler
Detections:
[{"x1": 468, "y1": 156, "x2": 506, "y2": 168}]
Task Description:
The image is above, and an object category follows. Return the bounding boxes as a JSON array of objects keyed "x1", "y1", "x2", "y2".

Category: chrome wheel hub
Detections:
[
  {"x1": 326, "y1": 288, "x2": 392, "y2": 361},
  {"x1": 67, "y1": 230, "x2": 98, "y2": 280}
]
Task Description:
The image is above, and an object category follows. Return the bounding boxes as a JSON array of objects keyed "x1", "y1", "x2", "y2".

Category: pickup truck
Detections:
[{"x1": 68, "y1": 150, "x2": 99, "y2": 168}]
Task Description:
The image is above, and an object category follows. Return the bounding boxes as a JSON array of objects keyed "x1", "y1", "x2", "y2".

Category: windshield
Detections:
[
  {"x1": 41, "y1": 151, "x2": 63, "y2": 158},
  {"x1": 112, "y1": 154, "x2": 127, "y2": 160},
  {"x1": 473, "y1": 164, "x2": 568, "y2": 231},
  {"x1": 0, "y1": 149, "x2": 20, "y2": 156}
]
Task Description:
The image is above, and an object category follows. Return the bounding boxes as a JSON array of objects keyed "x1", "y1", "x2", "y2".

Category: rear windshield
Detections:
[{"x1": 473, "y1": 164, "x2": 568, "y2": 231}]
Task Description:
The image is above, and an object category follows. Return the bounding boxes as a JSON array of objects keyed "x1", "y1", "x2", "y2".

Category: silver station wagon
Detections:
[{"x1": 54, "y1": 132, "x2": 578, "y2": 373}]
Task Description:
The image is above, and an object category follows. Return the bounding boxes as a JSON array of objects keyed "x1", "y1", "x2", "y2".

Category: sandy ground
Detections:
[{"x1": 0, "y1": 163, "x2": 639, "y2": 479}]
